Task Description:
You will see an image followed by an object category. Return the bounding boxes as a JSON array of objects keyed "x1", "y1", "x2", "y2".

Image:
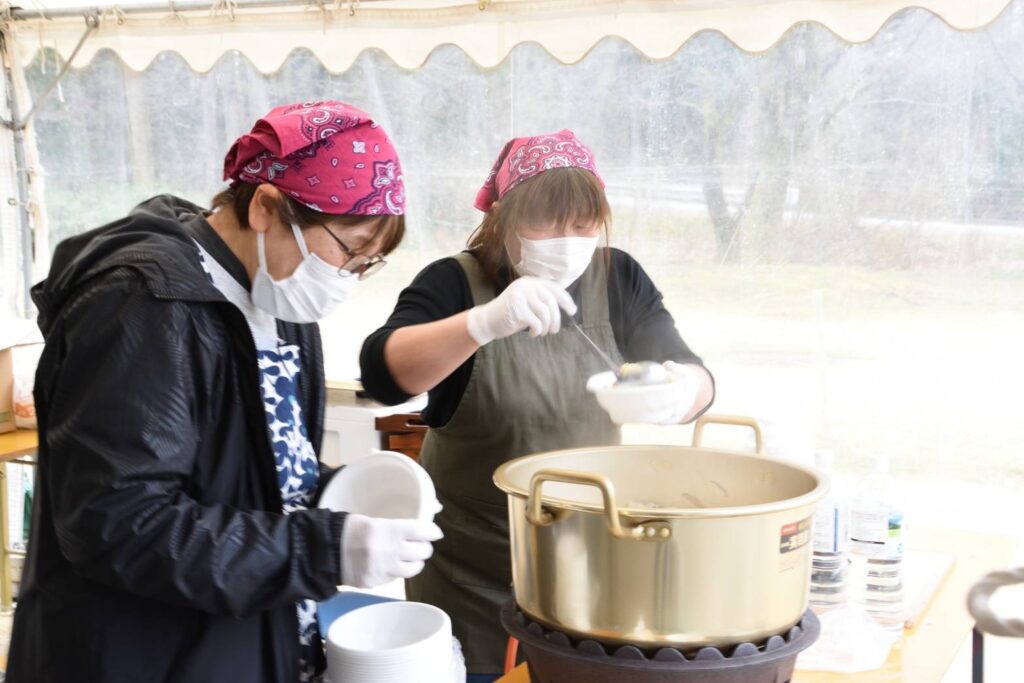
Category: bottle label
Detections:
[
  {"x1": 813, "y1": 504, "x2": 849, "y2": 554},
  {"x1": 887, "y1": 512, "x2": 905, "y2": 557},
  {"x1": 851, "y1": 509, "x2": 903, "y2": 559}
]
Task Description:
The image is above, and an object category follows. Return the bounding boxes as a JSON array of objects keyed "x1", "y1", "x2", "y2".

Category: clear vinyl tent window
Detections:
[{"x1": 20, "y1": 3, "x2": 1024, "y2": 503}]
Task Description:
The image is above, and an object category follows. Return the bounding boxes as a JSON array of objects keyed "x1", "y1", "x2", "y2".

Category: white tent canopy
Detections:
[
  {"x1": 5, "y1": 0, "x2": 1015, "y2": 74},
  {"x1": 0, "y1": 0, "x2": 1016, "y2": 317}
]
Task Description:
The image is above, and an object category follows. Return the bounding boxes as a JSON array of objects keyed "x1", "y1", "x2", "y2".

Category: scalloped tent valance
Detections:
[{"x1": 3, "y1": 0, "x2": 1015, "y2": 75}]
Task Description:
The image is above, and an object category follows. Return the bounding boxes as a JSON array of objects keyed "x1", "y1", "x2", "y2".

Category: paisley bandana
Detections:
[
  {"x1": 474, "y1": 129, "x2": 603, "y2": 212},
  {"x1": 224, "y1": 100, "x2": 405, "y2": 216}
]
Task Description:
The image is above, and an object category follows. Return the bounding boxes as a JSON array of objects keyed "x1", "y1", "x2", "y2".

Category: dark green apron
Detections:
[{"x1": 407, "y1": 250, "x2": 622, "y2": 674}]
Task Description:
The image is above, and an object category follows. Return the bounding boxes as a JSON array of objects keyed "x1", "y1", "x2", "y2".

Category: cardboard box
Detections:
[
  {"x1": 0, "y1": 318, "x2": 44, "y2": 434},
  {"x1": 0, "y1": 346, "x2": 14, "y2": 433}
]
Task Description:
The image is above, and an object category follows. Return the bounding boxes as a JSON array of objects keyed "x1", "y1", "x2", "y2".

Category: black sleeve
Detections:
[
  {"x1": 607, "y1": 248, "x2": 711, "y2": 368},
  {"x1": 41, "y1": 274, "x2": 345, "y2": 617},
  {"x1": 359, "y1": 257, "x2": 476, "y2": 427}
]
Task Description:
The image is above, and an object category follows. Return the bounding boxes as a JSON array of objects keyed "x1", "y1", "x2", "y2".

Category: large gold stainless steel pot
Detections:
[{"x1": 492, "y1": 415, "x2": 828, "y2": 649}]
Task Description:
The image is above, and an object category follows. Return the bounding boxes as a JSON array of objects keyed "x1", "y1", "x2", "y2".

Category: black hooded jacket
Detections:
[{"x1": 7, "y1": 195, "x2": 346, "y2": 683}]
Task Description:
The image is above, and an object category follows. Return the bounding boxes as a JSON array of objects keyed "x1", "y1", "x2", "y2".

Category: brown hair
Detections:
[
  {"x1": 467, "y1": 167, "x2": 611, "y2": 288},
  {"x1": 212, "y1": 182, "x2": 405, "y2": 255}
]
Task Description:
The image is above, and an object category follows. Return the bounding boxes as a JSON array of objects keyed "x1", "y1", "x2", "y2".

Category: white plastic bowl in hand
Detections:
[
  {"x1": 586, "y1": 362, "x2": 700, "y2": 425},
  {"x1": 326, "y1": 601, "x2": 452, "y2": 683},
  {"x1": 319, "y1": 451, "x2": 442, "y2": 521}
]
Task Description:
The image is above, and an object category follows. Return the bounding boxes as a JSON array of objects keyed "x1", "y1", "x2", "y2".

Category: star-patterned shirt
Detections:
[{"x1": 194, "y1": 241, "x2": 322, "y2": 682}]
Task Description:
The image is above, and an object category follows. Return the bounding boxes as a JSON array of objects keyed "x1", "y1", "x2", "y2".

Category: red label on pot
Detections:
[{"x1": 779, "y1": 517, "x2": 812, "y2": 554}]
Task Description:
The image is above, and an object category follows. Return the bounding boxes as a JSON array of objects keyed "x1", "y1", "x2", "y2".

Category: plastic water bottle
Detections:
[
  {"x1": 809, "y1": 450, "x2": 850, "y2": 613},
  {"x1": 848, "y1": 455, "x2": 905, "y2": 633}
]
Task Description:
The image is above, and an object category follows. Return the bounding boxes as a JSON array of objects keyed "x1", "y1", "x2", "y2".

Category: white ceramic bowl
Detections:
[
  {"x1": 586, "y1": 369, "x2": 697, "y2": 425},
  {"x1": 326, "y1": 601, "x2": 452, "y2": 683},
  {"x1": 319, "y1": 451, "x2": 441, "y2": 521}
]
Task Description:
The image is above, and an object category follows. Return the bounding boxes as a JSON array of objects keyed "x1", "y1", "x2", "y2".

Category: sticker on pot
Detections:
[{"x1": 779, "y1": 517, "x2": 812, "y2": 571}]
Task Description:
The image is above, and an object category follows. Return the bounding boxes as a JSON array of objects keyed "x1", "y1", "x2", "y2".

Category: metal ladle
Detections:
[{"x1": 570, "y1": 322, "x2": 668, "y2": 385}]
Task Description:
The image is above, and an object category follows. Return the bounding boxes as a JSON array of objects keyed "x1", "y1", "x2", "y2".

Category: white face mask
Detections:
[
  {"x1": 251, "y1": 223, "x2": 358, "y2": 324},
  {"x1": 514, "y1": 235, "x2": 599, "y2": 288}
]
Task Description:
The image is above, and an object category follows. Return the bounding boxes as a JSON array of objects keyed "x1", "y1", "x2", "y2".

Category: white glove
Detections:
[
  {"x1": 656, "y1": 361, "x2": 702, "y2": 425},
  {"x1": 340, "y1": 514, "x2": 443, "y2": 589},
  {"x1": 466, "y1": 276, "x2": 577, "y2": 345}
]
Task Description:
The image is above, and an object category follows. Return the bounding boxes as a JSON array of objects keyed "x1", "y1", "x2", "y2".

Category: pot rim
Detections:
[{"x1": 493, "y1": 444, "x2": 829, "y2": 520}]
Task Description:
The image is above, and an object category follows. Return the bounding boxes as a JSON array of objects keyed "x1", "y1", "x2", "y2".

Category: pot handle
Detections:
[
  {"x1": 691, "y1": 414, "x2": 764, "y2": 454},
  {"x1": 526, "y1": 469, "x2": 671, "y2": 542}
]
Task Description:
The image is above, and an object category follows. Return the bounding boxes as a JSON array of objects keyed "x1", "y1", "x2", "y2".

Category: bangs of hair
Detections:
[
  {"x1": 504, "y1": 167, "x2": 610, "y2": 232},
  {"x1": 327, "y1": 213, "x2": 406, "y2": 256}
]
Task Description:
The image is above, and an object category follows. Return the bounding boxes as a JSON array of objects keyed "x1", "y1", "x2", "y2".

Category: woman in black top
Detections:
[
  {"x1": 359, "y1": 129, "x2": 714, "y2": 681},
  {"x1": 9, "y1": 101, "x2": 441, "y2": 683}
]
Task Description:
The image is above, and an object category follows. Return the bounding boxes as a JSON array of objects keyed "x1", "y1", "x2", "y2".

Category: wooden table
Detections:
[
  {"x1": 0, "y1": 429, "x2": 38, "y2": 612},
  {"x1": 0, "y1": 430, "x2": 37, "y2": 462},
  {"x1": 498, "y1": 526, "x2": 1019, "y2": 683}
]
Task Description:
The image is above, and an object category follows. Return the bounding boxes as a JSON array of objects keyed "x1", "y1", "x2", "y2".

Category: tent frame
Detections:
[{"x1": 1, "y1": 17, "x2": 93, "y2": 315}]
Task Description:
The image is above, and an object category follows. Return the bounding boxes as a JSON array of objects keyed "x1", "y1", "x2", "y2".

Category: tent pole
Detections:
[
  {"x1": 0, "y1": 35, "x2": 34, "y2": 317},
  {"x1": 0, "y1": 18, "x2": 93, "y2": 317},
  {"x1": 10, "y1": 0, "x2": 396, "y2": 21}
]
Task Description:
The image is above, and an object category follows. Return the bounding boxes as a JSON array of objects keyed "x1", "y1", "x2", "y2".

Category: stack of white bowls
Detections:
[
  {"x1": 319, "y1": 450, "x2": 455, "y2": 681},
  {"x1": 326, "y1": 601, "x2": 454, "y2": 683},
  {"x1": 318, "y1": 450, "x2": 442, "y2": 521}
]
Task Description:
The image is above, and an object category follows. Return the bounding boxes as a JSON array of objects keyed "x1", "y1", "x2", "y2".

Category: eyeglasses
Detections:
[{"x1": 318, "y1": 224, "x2": 387, "y2": 280}]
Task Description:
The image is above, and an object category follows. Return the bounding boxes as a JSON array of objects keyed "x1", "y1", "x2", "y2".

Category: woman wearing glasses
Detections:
[{"x1": 8, "y1": 101, "x2": 441, "y2": 683}]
